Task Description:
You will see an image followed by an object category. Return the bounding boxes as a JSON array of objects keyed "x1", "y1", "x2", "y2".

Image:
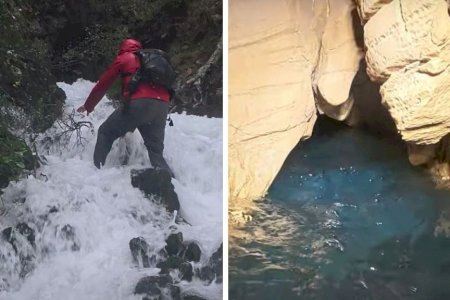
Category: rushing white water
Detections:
[{"x1": 0, "y1": 79, "x2": 223, "y2": 300}]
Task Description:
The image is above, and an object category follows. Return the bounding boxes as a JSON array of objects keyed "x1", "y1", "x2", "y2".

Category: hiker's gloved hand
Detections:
[{"x1": 77, "y1": 105, "x2": 89, "y2": 116}]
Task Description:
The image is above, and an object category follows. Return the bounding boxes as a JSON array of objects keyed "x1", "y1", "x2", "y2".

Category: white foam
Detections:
[{"x1": 0, "y1": 79, "x2": 222, "y2": 300}]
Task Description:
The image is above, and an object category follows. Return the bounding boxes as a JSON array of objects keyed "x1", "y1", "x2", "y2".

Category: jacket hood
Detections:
[{"x1": 118, "y1": 39, "x2": 142, "y2": 54}]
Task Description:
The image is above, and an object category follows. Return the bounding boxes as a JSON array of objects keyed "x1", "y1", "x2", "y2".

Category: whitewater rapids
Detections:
[{"x1": 0, "y1": 79, "x2": 223, "y2": 300}]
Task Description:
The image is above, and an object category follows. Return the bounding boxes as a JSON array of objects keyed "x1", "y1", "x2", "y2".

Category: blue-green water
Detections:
[{"x1": 229, "y1": 120, "x2": 450, "y2": 300}]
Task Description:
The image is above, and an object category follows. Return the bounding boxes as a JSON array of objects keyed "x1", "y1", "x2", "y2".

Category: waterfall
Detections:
[{"x1": 0, "y1": 79, "x2": 222, "y2": 300}]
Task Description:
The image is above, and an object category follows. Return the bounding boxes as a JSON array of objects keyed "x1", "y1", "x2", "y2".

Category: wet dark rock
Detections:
[
  {"x1": 165, "y1": 232, "x2": 184, "y2": 256},
  {"x1": 198, "y1": 265, "x2": 214, "y2": 283},
  {"x1": 60, "y1": 224, "x2": 80, "y2": 251},
  {"x1": 198, "y1": 243, "x2": 222, "y2": 283},
  {"x1": 157, "y1": 256, "x2": 185, "y2": 274},
  {"x1": 137, "y1": 283, "x2": 161, "y2": 298},
  {"x1": 158, "y1": 248, "x2": 169, "y2": 260},
  {"x1": 134, "y1": 275, "x2": 173, "y2": 296},
  {"x1": 129, "y1": 237, "x2": 152, "y2": 268},
  {"x1": 131, "y1": 168, "x2": 180, "y2": 213},
  {"x1": 49, "y1": 206, "x2": 58, "y2": 213},
  {"x1": 174, "y1": 40, "x2": 222, "y2": 118},
  {"x1": 15, "y1": 223, "x2": 35, "y2": 245},
  {"x1": 183, "y1": 242, "x2": 201, "y2": 262},
  {"x1": 169, "y1": 284, "x2": 181, "y2": 300},
  {"x1": 1, "y1": 223, "x2": 36, "y2": 278},
  {"x1": 182, "y1": 294, "x2": 208, "y2": 300},
  {"x1": 61, "y1": 224, "x2": 75, "y2": 240},
  {"x1": 2, "y1": 223, "x2": 35, "y2": 251},
  {"x1": 179, "y1": 262, "x2": 193, "y2": 281},
  {"x1": 141, "y1": 283, "x2": 181, "y2": 300}
]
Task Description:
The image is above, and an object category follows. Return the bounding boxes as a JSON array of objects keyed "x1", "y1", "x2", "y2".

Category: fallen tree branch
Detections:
[{"x1": 55, "y1": 109, "x2": 94, "y2": 149}]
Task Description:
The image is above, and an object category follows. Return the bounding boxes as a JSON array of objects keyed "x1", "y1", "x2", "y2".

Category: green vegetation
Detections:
[
  {"x1": 0, "y1": 0, "x2": 65, "y2": 132},
  {"x1": 0, "y1": 125, "x2": 36, "y2": 189},
  {"x1": 0, "y1": 0, "x2": 222, "y2": 189}
]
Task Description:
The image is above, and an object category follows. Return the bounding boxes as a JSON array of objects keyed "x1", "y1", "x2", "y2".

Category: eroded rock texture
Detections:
[
  {"x1": 229, "y1": 0, "x2": 318, "y2": 201},
  {"x1": 313, "y1": 0, "x2": 363, "y2": 121},
  {"x1": 355, "y1": 0, "x2": 394, "y2": 23},
  {"x1": 229, "y1": 0, "x2": 361, "y2": 200},
  {"x1": 358, "y1": 0, "x2": 450, "y2": 180},
  {"x1": 230, "y1": 0, "x2": 450, "y2": 201}
]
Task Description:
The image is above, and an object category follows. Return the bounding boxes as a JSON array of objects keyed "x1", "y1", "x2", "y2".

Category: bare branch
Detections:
[{"x1": 54, "y1": 109, "x2": 94, "y2": 149}]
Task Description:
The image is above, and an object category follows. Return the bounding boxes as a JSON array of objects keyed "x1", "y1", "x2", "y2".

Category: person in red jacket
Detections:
[{"x1": 77, "y1": 38, "x2": 173, "y2": 176}]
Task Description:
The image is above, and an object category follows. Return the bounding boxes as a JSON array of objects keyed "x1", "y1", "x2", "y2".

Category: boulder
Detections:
[
  {"x1": 164, "y1": 232, "x2": 184, "y2": 256},
  {"x1": 157, "y1": 256, "x2": 185, "y2": 274},
  {"x1": 129, "y1": 237, "x2": 152, "y2": 268},
  {"x1": 168, "y1": 284, "x2": 181, "y2": 300},
  {"x1": 59, "y1": 224, "x2": 80, "y2": 251},
  {"x1": 380, "y1": 58, "x2": 450, "y2": 144},
  {"x1": 179, "y1": 262, "x2": 193, "y2": 281},
  {"x1": 356, "y1": 0, "x2": 450, "y2": 184},
  {"x1": 135, "y1": 275, "x2": 183, "y2": 300},
  {"x1": 362, "y1": 0, "x2": 450, "y2": 82},
  {"x1": 2, "y1": 223, "x2": 35, "y2": 251},
  {"x1": 134, "y1": 275, "x2": 172, "y2": 295},
  {"x1": 131, "y1": 168, "x2": 180, "y2": 213},
  {"x1": 197, "y1": 243, "x2": 222, "y2": 283},
  {"x1": 1, "y1": 223, "x2": 36, "y2": 278},
  {"x1": 183, "y1": 242, "x2": 201, "y2": 262}
]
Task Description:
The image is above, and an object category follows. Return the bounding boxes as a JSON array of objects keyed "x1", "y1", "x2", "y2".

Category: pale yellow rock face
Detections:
[
  {"x1": 363, "y1": 0, "x2": 449, "y2": 82},
  {"x1": 229, "y1": 0, "x2": 319, "y2": 201},
  {"x1": 360, "y1": 0, "x2": 450, "y2": 145},
  {"x1": 357, "y1": 0, "x2": 450, "y2": 184},
  {"x1": 314, "y1": 0, "x2": 363, "y2": 120},
  {"x1": 355, "y1": 0, "x2": 393, "y2": 23},
  {"x1": 230, "y1": 0, "x2": 450, "y2": 201},
  {"x1": 380, "y1": 58, "x2": 450, "y2": 144},
  {"x1": 229, "y1": 0, "x2": 361, "y2": 201}
]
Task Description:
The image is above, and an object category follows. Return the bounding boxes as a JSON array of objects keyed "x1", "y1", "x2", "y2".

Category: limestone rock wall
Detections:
[
  {"x1": 357, "y1": 0, "x2": 450, "y2": 181},
  {"x1": 313, "y1": 0, "x2": 364, "y2": 121},
  {"x1": 229, "y1": 0, "x2": 450, "y2": 202},
  {"x1": 229, "y1": 0, "x2": 361, "y2": 201},
  {"x1": 229, "y1": 0, "x2": 317, "y2": 201},
  {"x1": 355, "y1": 0, "x2": 393, "y2": 23}
]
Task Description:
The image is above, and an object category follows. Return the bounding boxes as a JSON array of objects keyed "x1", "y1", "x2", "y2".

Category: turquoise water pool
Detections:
[{"x1": 229, "y1": 119, "x2": 450, "y2": 300}]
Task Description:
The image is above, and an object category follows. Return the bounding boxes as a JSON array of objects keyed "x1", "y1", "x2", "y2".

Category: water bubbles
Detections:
[
  {"x1": 322, "y1": 219, "x2": 341, "y2": 229},
  {"x1": 358, "y1": 280, "x2": 368, "y2": 289},
  {"x1": 325, "y1": 209, "x2": 339, "y2": 219},
  {"x1": 324, "y1": 238, "x2": 344, "y2": 252}
]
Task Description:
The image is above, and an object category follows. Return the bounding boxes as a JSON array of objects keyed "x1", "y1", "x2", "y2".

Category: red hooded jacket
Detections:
[{"x1": 83, "y1": 39, "x2": 170, "y2": 113}]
